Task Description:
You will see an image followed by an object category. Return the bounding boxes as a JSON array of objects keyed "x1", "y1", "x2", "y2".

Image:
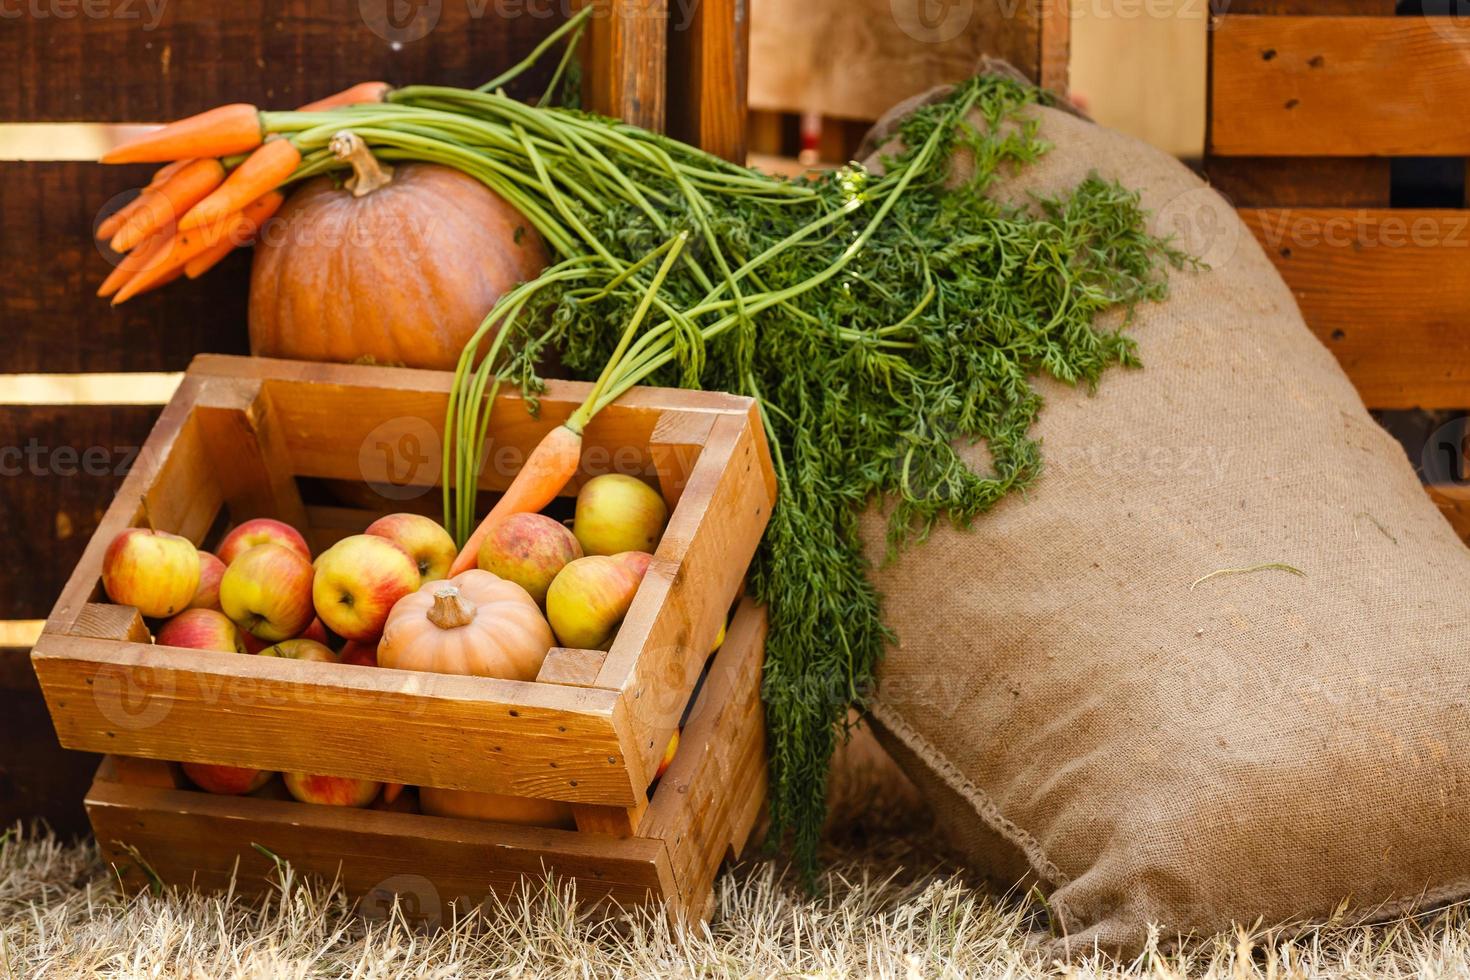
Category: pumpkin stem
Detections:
[
  {"x1": 330, "y1": 130, "x2": 394, "y2": 197},
  {"x1": 426, "y1": 585, "x2": 476, "y2": 630}
]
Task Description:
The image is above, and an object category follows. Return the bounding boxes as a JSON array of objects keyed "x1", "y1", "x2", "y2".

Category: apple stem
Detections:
[
  {"x1": 139, "y1": 496, "x2": 157, "y2": 533},
  {"x1": 426, "y1": 586, "x2": 475, "y2": 630}
]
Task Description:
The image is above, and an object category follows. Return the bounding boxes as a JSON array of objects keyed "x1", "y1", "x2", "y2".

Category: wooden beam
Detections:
[
  {"x1": 1210, "y1": 16, "x2": 1470, "y2": 156},
  {"x1": 667, "y1": 0, "x2": 749, "y2": 160}
]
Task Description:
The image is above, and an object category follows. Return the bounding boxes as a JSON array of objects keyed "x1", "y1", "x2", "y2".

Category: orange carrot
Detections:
[
  {"x1": 97, "y1": 228, "x2": 171, "y2": 297},
  {"x1": 297, "y1": 81, "x2": 390, "y2": 112},
  {"x1": 97, "y1": 159, "x2": 200, "y2": 240},
  {"x1": 100, "y1": 104, "x2": 262, "y2": 164},
  {"x1": 448, "y1": 423, "x2": 584, "y2": 575},
  {"x1": 122, "y1": 263, "x2": 185, "y2": 299},
  {"x1": 178, "y1": 139, "x2": 299, "y2": 232},
  {"x1": 113, "y1": 191, "x2": 284, "y2": 304},
  {"x1": 108, "y1": 158, "x2": 225, "y2": 253},
  {"x1": 182, "y1": 191, "x2": 285, "y2": 278}
]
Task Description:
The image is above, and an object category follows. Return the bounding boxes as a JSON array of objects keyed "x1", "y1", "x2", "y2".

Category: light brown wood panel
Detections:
[
  {"x1": 1240, "y1": 208, "x2": 1470, "y2": 409},
  {"x1": 87, "y1": 777, "x2": 671, "y2": 910},
  {"x1": 597, "y1": 414, "x2": 775, "y2": 780},
  {"x1": 1428, "y1": 485, "x2": 1470, "y2": 543},
  {"x1": 579, "y1": 0, "x2": 667, "y2": 131},
  {"x1": 1210, "y1": 16, "x2": 1470, "y2": 157},
  {"x1": 33, "y1": 631, "x2": 639, "y2": 805},
  {"x1": 748, "y1": 0, "x2": 1065, "y2": 121}
]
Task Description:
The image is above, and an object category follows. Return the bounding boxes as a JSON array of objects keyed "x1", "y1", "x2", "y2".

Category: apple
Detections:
[
  {"x1": 297, "y1": 617, "x2": 330, "y2": 645},
  {"x1": 656, "y1": 728, "x2": 680, "y2": 779},
  {"x1": 182, "y1": 762, "x2": 272, "y2": 795},
  {"x1": 283, "y1": 772, "x2": 382, "y2": 807},
  {"x1": 217, "y1": 517, "x2": 311, "y2": 565},
  {"x1": 573, "y1": 474, "x2": 668, "y2": 556},
  {"x1": 258, "y1": 638, "x2": 339, "y2": 662},
  {"x1": 156, "y1": 608, "x2": 245, "y2": 654},
  {"x1": 186, "y1": 551, "x2": 227, "y2": 611},
  {"x1": 219, "y1": 543, "x2": 316, "y2": 642},
  {"x1": 312, "y1": 534, "x2": 419, "y2": 641},
  {"x1": 365, "y1": 513, "x2": 457, "y2": 585},
  {"x1": 544, "y1": 551, "x2": 651, "y2": 649},
  {"x1": 339, "y1": 639, "x2": 377, "y2": 667},
  {"x1": 476, "y1": 512, "x2": 583, "y2": 606},
  {"x1": 240, "y1": 631, "x2": 269, "y2": 655},
  {"x1": 102, "y1": 527, "x2": 200, "y2": 618}
]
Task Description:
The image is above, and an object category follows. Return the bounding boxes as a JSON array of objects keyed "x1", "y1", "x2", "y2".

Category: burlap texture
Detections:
[{"x1": 860, "y1": 101, "x2": 1470, "y2": 952}]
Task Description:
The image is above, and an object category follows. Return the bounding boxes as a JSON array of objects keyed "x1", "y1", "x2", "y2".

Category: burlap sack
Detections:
[{"x1": 860, "y1": 98, "x2": 1470, "y2": 952}]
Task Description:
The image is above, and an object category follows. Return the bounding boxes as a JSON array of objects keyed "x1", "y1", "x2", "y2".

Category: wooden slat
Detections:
[
  {"x1": 1210, "y1": 16, "x2": 1470, "y2": 157},
  {"x1": 1204, "y1": 157, "x2": 1390, "y2": 208},
  {"x1": 1210, "y1": 0, "x2": 1393, "y2": 11},
  {"x1": 87, "y1": 777, "x2": 673, "y2": 911},
  {"x1": 32, "y1": 631, "x2": 641, "y2": 805},
  {"x1": 0, "y1": 163, "x2": 249, "y2": 373},
  {"x1": 598, "y1": 413, "x2": 775, "y2": 781},
  {"x1": 194, "y1": 376, "x2": 311, "y2": 531},
  {"x1": 748, "y1": 0, "x2": 1058, "y2": 120},
  {"x1": 0, "y1": 3, "x2": 565, "y2": 123},
  {"x1": 1240, "y1": 208, "x2": 1470, "y2": 409},
  {"x1": 0, "y1": 404, "x2": 161, "y2": 619},
  {"x1": 1428, "y1": 485, "x2": 1470, "y2": 543},
  {"x1": 580, "y1": 0, "x2": 666, "y2": 132},
  {"x1": 666, "y1": 0, "x2": 749, "y2": 162}
]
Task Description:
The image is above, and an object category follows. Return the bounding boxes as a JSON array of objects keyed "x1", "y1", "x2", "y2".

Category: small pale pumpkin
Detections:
[
  {"x1": 377, "y1": 569, "x2": 552, "y2": 678},
  {"x1": 248, "y1": 131, "x2": 549, "y2": 370}
]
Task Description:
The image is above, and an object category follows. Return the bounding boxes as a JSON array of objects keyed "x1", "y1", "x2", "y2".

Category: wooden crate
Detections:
[
  {"x1": 1206, "y1": 1, "x2": 1470, "y2": 412},
  {"x1": 29, "y1": 355, "x2": 775, "y2": 887},
  {"x1": 0, "y1": 0, "x2": 750, "y2": 832},
  {"x1": 86, "y1": 596, "x2": 768, "y2": 924}
]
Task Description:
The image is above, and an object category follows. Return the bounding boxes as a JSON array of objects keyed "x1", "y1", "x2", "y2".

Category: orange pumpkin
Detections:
[
  {"x1": 377, "y1": 570, "x2": 552, "y2": 678},
  {"x1": 248, "y1": 131, "x2": 549, "y2": 370},
  {"x1": 418, "y1": 786, "x2": 574, "y2": 827}
]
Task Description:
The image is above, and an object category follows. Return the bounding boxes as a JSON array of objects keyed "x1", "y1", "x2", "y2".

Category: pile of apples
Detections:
[{"x1": 101, "y1": 472, "x2": 673, "y2": 809}]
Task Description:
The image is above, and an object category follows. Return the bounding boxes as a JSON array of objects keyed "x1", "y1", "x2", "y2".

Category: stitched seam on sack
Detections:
[{"x1": 870, "y1": 698, "x2": 1071, "y2": 886}]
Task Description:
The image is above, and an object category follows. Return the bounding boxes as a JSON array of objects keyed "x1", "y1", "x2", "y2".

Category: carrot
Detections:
[
  {"x1": 97, "y1": 159, "x2": 201, "y2": 240},
  {"x1": 178, "y1": 139, "x2": 299, "y2": 232},
  {"x1": 448, "y1": 423, "x2": 584, "y2": 575},
  {"x1": 108, "y1": 158, "x2": 225, "y2": 253},
  {"x1": 97, "y1": 228, "x2": 171, "y2": 297},
  {"x1": 113, "y1": 191, "x2": 284, "y2": 304},
  {"x1": 182, "y1": 191, "x2": 285, "y2": 278},
  {"x1": 100, "y1": 104, "x2": 262, "y2": 164},
  {"x1": 297, "y1": 81, "x2": 390, "y2": 112}
]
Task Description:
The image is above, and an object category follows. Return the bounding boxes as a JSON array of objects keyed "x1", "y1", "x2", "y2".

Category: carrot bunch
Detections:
[{"x1": 96, "y1": 81, "x2": 389, "y2": 303}]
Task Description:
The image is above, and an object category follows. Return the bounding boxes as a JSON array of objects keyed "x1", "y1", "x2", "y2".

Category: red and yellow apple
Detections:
[
  {"x1": 186, "y1": 551, "x2": 227, "y2": 611},
  {"x1": 476, "y1": 512, "x2": 583, "y2": 606},
  {"x1": 339, "y1": 639, "x2": 377, "y2": 667},
  {"x1": 102, "y1": 527, "x2": 200, "y2": 618},
  {"x1": 156, "y1": 608, "x2": 245, "y2": 654},
  {"x1": 544, "y1": 551, "x2": 651, "y2": 649},
  {"x1": 217, "y1": 517, "x2": 311, "y2": 565},
  {"x1": 283, "y1": 772, "x2": 382, "y2": 807},
  {"x1": 312, "y1": 534, "x2": 420, "y2": 641},
  {"x1": 656, "y1": 728, "x2": 680, "y2": 779},
  {"x1": 219, "y1": 543, "x2": 316, "y2": 642},
  {"x1": 365, "y1": 513, "x2": 457, "y2": 585},
  {"x1": 572, "y1": 474, "x2": 668, "y2": 556},
  {"x1": 182, "y1": 762, "x2": 273, "y2": 795},
  {"x1": 297, "y1": 617, "x2": 330, "y2": 645},
  {"x1": 257, "y1": 638, "x2": 339, "y2": 662}
]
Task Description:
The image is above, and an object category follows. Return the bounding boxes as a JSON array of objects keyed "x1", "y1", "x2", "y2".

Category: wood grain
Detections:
[
  {"x1": 598, "y1": 413, "x2": 775, "y2": 782},
  {"x1": 666, "y1": 0, "x2": 749, "y2": 161},
  {"x1": 0, "y1": 646, "x2": 96, "y2": 837},
  {"x1": 194, "y1": 377, "x2": 311, "y2": 531},
  {"x1": 0, "y1": 404, "x2": 161, "y2": 619},
  {"x1": 1427, "y1": 485, "x2": 1470, "y2": 543},
  {"x1": 33, "y1": 631, "x2": 641, "y2": 805},
  {"x1": 0, "y1": 1, "x2": 566, "y2": 123},
  {"x1": 1240, "y1": 208, "x2": 1470, "y2": 409},
  {"x1": 87, "y1": 778, "x2": 673, "y2": 912},
  {"x1": 1210, "y1": 16, "x2": 1470, "y2": 156},
  {"x1": 0, "y1": 163, "x2": 250, "y2": 373},
  {"x1": 580, "y1": 0, "x2": 667, "y2": 131},
  {"x1": 1204, "y1": 157, "x2": 1390, "y2": 208},
  {"x1": 748, "y1": 0, "x2": 1052, "y2": 120}
]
